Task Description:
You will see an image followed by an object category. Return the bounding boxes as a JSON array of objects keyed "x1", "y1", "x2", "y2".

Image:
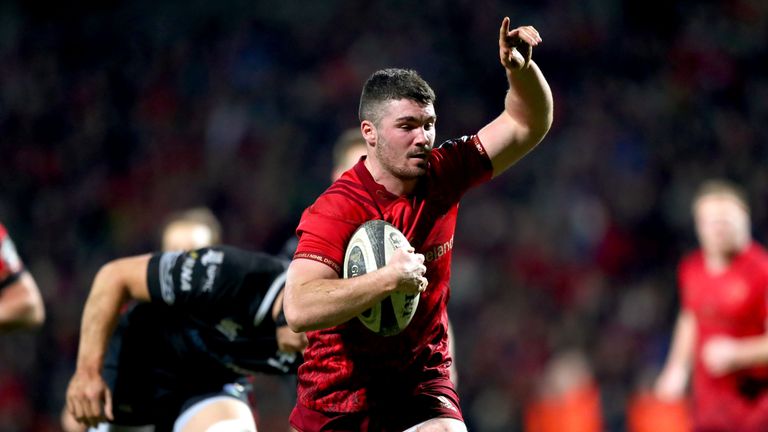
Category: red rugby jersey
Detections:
[
  {"x1": 293, "y1": 135, "x2": 492, "y2": 413},
  {"x1": 0, "y1": 223, "x2": 24, "y2": 288},
  {"x1": 679, "y1": 242, "x2": 768, "y2": 429}
]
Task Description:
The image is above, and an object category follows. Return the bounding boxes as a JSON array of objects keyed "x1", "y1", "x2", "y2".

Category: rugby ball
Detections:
[{"x1": 343, "y1": 220, "x2": 420, "y2": 336}]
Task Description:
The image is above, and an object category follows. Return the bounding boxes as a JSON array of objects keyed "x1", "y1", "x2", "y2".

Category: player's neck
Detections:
[
  {"x1": 703, "y1": 242, "x2": 750, "y2": 273},
  {"x1": 364, "y1": 158, "x2": 418, "y2": 196}
]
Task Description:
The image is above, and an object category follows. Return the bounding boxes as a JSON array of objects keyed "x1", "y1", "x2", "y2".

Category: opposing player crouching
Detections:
[{"x1": 66, "y1": 246, "x2": 306, "y2": 431}]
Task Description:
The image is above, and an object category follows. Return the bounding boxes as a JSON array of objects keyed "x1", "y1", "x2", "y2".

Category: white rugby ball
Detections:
[{"x1": 343, "y1": 219, "x2": 420, "y2": 336}]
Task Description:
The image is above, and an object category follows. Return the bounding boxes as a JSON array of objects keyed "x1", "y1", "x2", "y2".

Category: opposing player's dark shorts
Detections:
[
  {"x1": 103, "y1": 304, "x2": 249, "y2": 430},
  {"x1": 289, "y1": 377, "x2": 462, "y2": 432}
]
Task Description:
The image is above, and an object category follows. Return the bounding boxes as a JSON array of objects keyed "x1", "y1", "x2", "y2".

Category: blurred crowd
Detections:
[{"x1": 1, "y1": 0, "x2": 767, "y2": 430}]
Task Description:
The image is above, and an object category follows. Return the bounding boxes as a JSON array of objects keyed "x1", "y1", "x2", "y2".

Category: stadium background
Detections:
[{"x1": 0, "y1": 0, "x2": 767, "y2": 430}]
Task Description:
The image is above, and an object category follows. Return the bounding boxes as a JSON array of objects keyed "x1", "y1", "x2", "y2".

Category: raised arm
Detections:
[
  {"x1": 66, "y1": 255, "x2": 151, "y2": 428},
  {"x1": 283, "y1": 248, "x2": 427, "y2": 332},
  {"x1": 477, "y1": 17, "x2": 554, "y2": 177},
  {"x1": 0, "y1": 272, "x2": 45, "y2": 331}
]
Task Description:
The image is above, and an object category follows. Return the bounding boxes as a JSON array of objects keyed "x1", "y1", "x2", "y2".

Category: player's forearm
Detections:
[
  {"x1": 729, "y1": 336, "x2": 768, "y2": 369},
  {"x1": 0, "y1": 273, "x2": 45, "y2": 331},
  {"x1": 663, "y1": 311, "x2": 696, "y2": 373},
  {"x1": 285, "y1": 269, "x2": 398, "y2": 332},
  {"x1": 75, "y1": 262, "x2": 132, "y2": 373},
  {"x1": 480, "y1": 61, "x2": 553, "y2": 176}
]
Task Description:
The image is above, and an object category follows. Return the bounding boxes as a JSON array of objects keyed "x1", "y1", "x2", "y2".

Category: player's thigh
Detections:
[
  {"x1": 403, "y1": 417, "x2": 467, "y2": 432},
  {"x1": 173, "y1": 396, "x2": 256, "y2": 432}
]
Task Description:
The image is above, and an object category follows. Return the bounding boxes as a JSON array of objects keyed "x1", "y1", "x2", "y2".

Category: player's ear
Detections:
[{"x1": 361, "y1": 120, "x2": 377, "y2": 146}]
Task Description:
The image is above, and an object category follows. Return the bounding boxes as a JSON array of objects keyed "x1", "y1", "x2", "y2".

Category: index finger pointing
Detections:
[{"x1": 499, "y1": 16, "x2": 510, "y2": 40}]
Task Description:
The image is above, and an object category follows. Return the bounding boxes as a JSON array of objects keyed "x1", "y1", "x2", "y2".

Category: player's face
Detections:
[
  {"x1": 694, "y1": 194, "x2": 750, "y2": 256},
  {"x1": 374, "y1": 99, "x2": 436, "y2": 180},
  {"x1": 162, "y1": 222, "x2": 214, "y2": 251}
]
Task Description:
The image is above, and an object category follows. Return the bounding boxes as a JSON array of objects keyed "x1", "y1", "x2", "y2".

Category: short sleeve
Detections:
[
  {"x1": 146, "y1": 246, "x2": 285, "y2": 309},
  {"x1": 429, "y1": 135, "x2": 494, "y2": 197},
  {"x1": 677, "y1": 259, "x2": 693, "y2": 310},
  {"x1": 294, "y1": 208, "x2": 359, "y2": 276}
]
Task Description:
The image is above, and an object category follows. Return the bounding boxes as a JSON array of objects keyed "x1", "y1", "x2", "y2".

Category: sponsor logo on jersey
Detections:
[
  {"x1": 201, "y1": 249, "x2": 224, "y2": 292},
  {"x1": 201, "y1": 249, "x2": 224, "y2": 265},
  {"x1": 424, "y1": 237, "x2": 454, "y2": 263},
  {"x1": 180, "y1": 251, "x2": 198, "y2": 292},
  {"x1": 215, "y1": 318, "x2": 242, "y2": 342},
  {"x1": 223, "y1": 350, "x2": 298, "y2": 376},
  {"x1": 159, "y1": 251, "x2": 183, "y2": 305},
  {"x1": 267, "y1": 350, "x2": 298, "y2": 373}
]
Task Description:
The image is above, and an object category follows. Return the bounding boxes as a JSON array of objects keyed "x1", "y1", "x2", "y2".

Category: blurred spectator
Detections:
[
  {"x1": 524, "y1": 350, "x2": 603, "y2": 432},
  {"x1": 627, "y1": 391, "x2": 690, "y2": 432}
]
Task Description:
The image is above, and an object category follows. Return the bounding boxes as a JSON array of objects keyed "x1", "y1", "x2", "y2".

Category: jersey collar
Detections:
[{"x1": 353, "y1": 157, "x2": 399, "y2": 210}]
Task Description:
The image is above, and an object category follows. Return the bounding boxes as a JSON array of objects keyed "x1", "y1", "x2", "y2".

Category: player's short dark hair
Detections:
[
  {"x1": 160, "y1": 207, "x2": 222, "y2": 244},
  {"x1": 358, "y1": 68, "x2": 435, "y2": 124},
  {"x1": 692, "y1": 179, "x2": 750, "y2": 213}
]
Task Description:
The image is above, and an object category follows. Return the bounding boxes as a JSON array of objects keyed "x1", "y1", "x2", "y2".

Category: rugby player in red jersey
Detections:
[
  {"x1": 0, "y1": 222, "x2": 45, "y2": 331},
  {"x1": 284, "y1": 17, "x2": 553, "y2": 432},
  {"x1": 655, "y1": 180, "x2": 768, "y2": 432}
]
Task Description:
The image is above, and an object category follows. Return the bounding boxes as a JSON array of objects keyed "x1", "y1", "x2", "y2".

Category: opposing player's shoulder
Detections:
[{"x1": 203, "y1": 245, "x2": 286, "y2": 273}]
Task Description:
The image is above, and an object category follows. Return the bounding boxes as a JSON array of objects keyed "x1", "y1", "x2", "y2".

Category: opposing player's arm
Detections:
[
  {"x1": 654, "y1": 310, "x2": 696, "y2": 400},
  {"x1": 284, "y1": 248, "x2": 426, "y2": 332},
  {"x1": 272, "y1": 290, "x2": 308, "y2": 353},
  {"x1": 0, "y1": 272, "x2": 45, "y2": 331},
  {"x1": 477, "y1": 17, "x2": 553, "y2": 178},
  {"x1": 75, "y1": 255, "x2": 151, "y2": 371},
  {"x1": 66, "y1": 255, "x2": 150, "y2": 427}
]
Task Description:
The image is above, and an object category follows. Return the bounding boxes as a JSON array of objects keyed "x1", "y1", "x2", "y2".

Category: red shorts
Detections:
[{"x1": 289, "y1": 377, "x2": 463, "y2": 432}]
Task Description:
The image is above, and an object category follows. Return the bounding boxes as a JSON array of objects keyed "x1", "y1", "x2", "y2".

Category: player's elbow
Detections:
[
  {"x1": 26, "y1": 295, "x2": 45, "y2": 328},
  {"x1": 22, "y1": 299, "x2": 45, "y2": 328},
  {"x1": 23, "y1": 274, "x2": 45, "y2": 328},
  {"x1": 539, "y1": 109, "x2": 553, "y2": 137},
  {"x1": 526, "y1": 110, "x2": 553, "y2": 147}
]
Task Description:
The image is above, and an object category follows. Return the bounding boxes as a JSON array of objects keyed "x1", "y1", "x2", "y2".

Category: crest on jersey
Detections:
[{"x1": 215, "y1": 318, "x2": 242, "y2": 341}]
